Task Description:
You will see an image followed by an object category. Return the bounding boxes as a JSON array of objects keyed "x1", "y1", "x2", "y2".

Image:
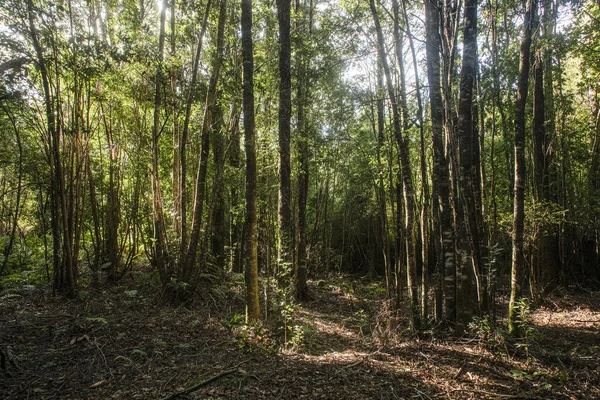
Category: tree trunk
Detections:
[
  {"x1": 399, "y1": 0, "x2": 429, "y2": 326},
  {"x1": 0, "y1": 104, "x2": 23, "y2": 278},
  {"x1": 179, "y1": 0, "x2": 213, "y2": 257},
  {"x1": 425, "y1": 0, "x2": 455, "y2": 325},
  {"x1": 181, "y1": 0, "x2": 228, "y2": 284},
  {"x1": 455, "y1": 0, "x2": 483, "y2": 327},
  {"x1": 150, "y1": 0, "x2": 170, "y2": 287},
  {"x1": 375, "y1": 63, "x2": 392, "y2": 296},
  {"x1": 370, "y1": 0, "x2": 420, "y2": 331},
  {"x1": 277, "y1": 0, "x2": 293, "y2": 277},
  {"x1": 27, "y1": 0, "x2": 76, "y2": 298},
  {"x1": 228, "y1": 105, "x2": 244, "y2": 273},
  {"x1": 509, "y1": 0, "x2": 536, "y2": 335},
  {"x1": 242, "y1": 0, "x2": 260, "y2": 321},
  {"x1": 294, "y1": 0, "x2": 313, "y2": 301}
]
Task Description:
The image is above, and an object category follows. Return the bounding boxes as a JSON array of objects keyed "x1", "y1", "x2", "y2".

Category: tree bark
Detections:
[
  {"x1": 179, "y1": 0, "x2": 213, "y2": 257},
  {"x1": 242, "y1": 0, "x2": 260, "y2": 321},
  {"x1": 181, "y1": 0, "x2": 228, "y2": 284},
  {"x1": 455, "y1": 0, "x2": 483, "y2": 327},
  {"x1": 509, "y1": 0, "x2": 536, "y2": 335},
  {"x1": 370, "y1": 0, "x2": 420, "y2": 331},
  {"x1": 425, "y1": 0, "x2": 456, "y2": 325},
  {"x1": 150, "y1": 0, "x2": 171, "y2": 287},
  {"x1": 0, "y1": 104, "x2": 23, "y2": 278},
  {"x1": 277, "y1": 0, "x2": 293, "y2": 276},
  {"x1": 27, "y1": 0, "x2": 76, "y2": 298}
]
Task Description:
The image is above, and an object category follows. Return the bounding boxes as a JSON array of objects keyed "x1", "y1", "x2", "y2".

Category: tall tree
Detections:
[
  {"x1": 242, "y1": 0, "x2": 260, "y2": 320},
  {"x1": 277, "y1": 0, "x2": 293, "y2": 277},
  {"x1": 425, "y1": 0, "x2": 456, "y2": 324},
  {"x1": 294, "y1": 0, "x2": 313, "y2": 301},
  {"x1": 150, "y1": 0, "x2": 171, "y2": 286},
  {"x1": 179, "y1": 0, "x2": 213, "y2": 257},
  {"x1": 370, "y1": 0, "x2": 420, "y2": 331},
  {"x1": 181, "y1": 0, "x2": 228, "y2": 284},
  {"x1": 455, "y1": 0, "x2": 484, "y2": 326},
  {"x1": 27, "y1": 0, "x2": 76, "y2": 297},
  {"x1": 531, "y1": 0, "x2": 560, "y2": 296},
  {"x1": 509, "y1": 0, "x2": 537, "y2": 334}
]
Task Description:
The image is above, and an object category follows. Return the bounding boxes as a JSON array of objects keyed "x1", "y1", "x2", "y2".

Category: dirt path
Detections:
[{"x1": 1, "y1": 279, "x2": 598, "y2": 399}]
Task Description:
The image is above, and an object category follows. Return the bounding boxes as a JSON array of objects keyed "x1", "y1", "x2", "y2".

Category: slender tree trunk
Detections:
[
  {"x1": 455, "y1": 0, "x2": 483, "y2": 326},
  {"x1": 27, "y1": 0, "x2": 76, "y2": 298},
  {"x1": 171, "y1": 0, "x2": 181, "y2": 242},
  {"x1": 509, "y1": 0, "x2": 536, "y2": 334},
  {"x1": 277, "y1": 0, "x2": 293, "y2": 276},
  {"x1": 375, "y1": 63, "x2": 392, "y2": 295},
  {"x1": 370, "y1": 0, "x2": 420, "y2": 331},
  {"x1": 533, "y1": 0, "x2": 560, "y2": 293},
  {"x1": 102, "y1": 108, "x2": 120, "y2": 279},
  {"x1": 425, "y1": 0, "x2": 455, "y2": 324},
  {"x1": 242, "y1": 0, "x2": 260, "y2": 321},
  {"x1": 150, "y1": 0, "x2": 170, "y2": 286},
  {"x1": 294, "y1": 0, "x2": 313, "y2": 301},
  {"x1": 0, "y1": 104, "x2": 23, "y2": 278},
  {"x1": 181, "y1": 0, "x2": 228, "y2": 283},
  {"x1": 179, "y1": 0, "x2": 213, "y2": 256},
  {"x1": 228, "y1": 105, "x2": 244, "y2": 273},
  {"x1": 399, "y1": 0, "x2": 429, "y2": 326},
  {"x1": 210, "y1": 103, "x2": 226, "y2": 270}
]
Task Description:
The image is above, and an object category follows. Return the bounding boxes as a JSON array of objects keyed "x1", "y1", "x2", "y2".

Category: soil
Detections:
[{"x1": 1, "y1": 275, "x2": 599, "y2": 399}]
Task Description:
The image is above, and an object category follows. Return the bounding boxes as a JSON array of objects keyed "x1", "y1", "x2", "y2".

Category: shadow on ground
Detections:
[{"x1": 1, "y1": 280, "x2": 598, "y2": 399}]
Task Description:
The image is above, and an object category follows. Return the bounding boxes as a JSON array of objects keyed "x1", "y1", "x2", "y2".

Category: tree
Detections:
[
  {"x1": 181, "y1": 0, "x2": 228, "y2": 285},
  {"x1": 425, "y1": 0, "x2": 456, "y2": 324},
  {"x1": 455, "y1": 0, "x2": 484, "y2": 326},
  {"x1": 178, "y1": 0, "x2": 213, "y2": 258},
  {"x1": 370, "y1": 0, "x2": 420, "y2": 331},
  {"x1": 509, "y1": 0, "x2": 537, "y2": 334},
  {"x1": 277, "y1": 0, "x2": 293, "y2": 278},
  {"x1": 242, "y1": 0, "x2": 260, "y2": 321},
  {"x1": 26, "y1": 0, "x2": 76, "y2": 297},
  {"x1": 150, "y1": 0, "x2": 171, "y2": 287}
]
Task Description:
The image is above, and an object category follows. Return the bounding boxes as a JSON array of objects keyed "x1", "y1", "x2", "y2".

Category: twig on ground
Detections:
[
  {"x1": 412, "y1": 386, "x2": 433, "y2": 399},
  {"x1": 92, "y1": 338, "x2": 112, "y2": 379},
  {"x1": 342, "y1": 356, "x2": 367, "y2": 370},
  {"x1": 450, "y1": 388, "x2": 522, "y2": 398},
  {"x1": 159, "y1": 368, "x2": 242, "y2": 400}
]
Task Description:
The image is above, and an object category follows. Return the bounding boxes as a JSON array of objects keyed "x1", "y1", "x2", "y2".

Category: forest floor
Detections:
[{"x1": 1, "y1": 273, "x2": 599, "y2": 399}]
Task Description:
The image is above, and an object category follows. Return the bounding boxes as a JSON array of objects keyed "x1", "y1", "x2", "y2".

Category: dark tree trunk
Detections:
[
  {"x1": 179, "y1": 0, "x2": 213, "y2": 257},
  {"x1": 455, "y1": 0, "x2": 483, "y2": 327},
  {"x1": 425, "y1": 0, "x2": 455, "y2": 325},
  {"x1": 370, "y1": 0, "x2": 420, "y2": 331},
  {"x1": 228, "y1": 105, "x2": 244, "y2": 273},
  {"x1": 181, "y1": 0, "x2": 227, "y2": 284},
  {"x1": 242, "y1": 0, "x2": 260, "y2": 320},
  {"x1": 150, "y1": 0, "x2": 170, "y2": 287},
  {"x1": 27, "y1": 0, "x2": 76, "y2": 298},
  {"x1": 294, "y1": 0, "x2": 313, "y2": 302},
  {"x1": 277, "y1": 0, "x2": 293, "y2": 276},
  {"x1": 509, "y1": 0, "x2": 536, "y2": 334},
  {"x1": 210, "y1": 102, "x2": 226, "y2": 270},
  {"x1": 0, "y1": 104, "x2": 23, "y2": 278}
]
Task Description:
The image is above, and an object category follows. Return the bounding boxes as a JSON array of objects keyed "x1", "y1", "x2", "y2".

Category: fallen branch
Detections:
[
  {"x1": 160, "y1": 368, "x2": 241, "y2": 400},
  {"x1": 450, "y1": 388, "x2": 522, "y2": 398}
]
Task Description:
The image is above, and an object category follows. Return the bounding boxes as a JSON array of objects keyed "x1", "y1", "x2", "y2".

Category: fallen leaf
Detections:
[{"x1": 90, "y1": 380, "x2": 105, "y2": 388}]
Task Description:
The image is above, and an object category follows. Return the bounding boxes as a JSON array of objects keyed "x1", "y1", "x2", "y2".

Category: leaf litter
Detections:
[{"x1": 0, "y1": 276, "x2": 598, "y2": 399}]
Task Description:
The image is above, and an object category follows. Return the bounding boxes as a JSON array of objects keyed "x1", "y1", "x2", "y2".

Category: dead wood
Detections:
[{"x1": 159, "y1": 368, "x2": 241, "y2": 400}]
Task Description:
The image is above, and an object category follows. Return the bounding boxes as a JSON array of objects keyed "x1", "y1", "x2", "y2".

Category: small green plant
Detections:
[
  {"x1": 225, "y1": 313, "x2": 276, "y2": 353},
  {"x1": 467, "y1": 316, "x2": 507, "y2": 350}
]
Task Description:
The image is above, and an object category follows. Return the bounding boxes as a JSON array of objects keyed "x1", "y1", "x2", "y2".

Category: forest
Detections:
[{"x1": 0, "y1": 0, "x2": 599, "y2": 398}]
